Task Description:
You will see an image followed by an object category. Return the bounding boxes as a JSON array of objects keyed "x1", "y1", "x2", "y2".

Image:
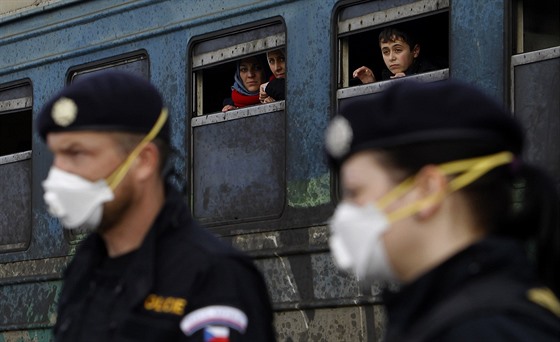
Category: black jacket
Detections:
[
  {"x1": 384, "y1": 237, "x2": 560, "y2": 341},
  {"x1": 264, "y1": 78, "x2": 285, "y2": 101},
  {"x1": 53, "y1": 188, "x2": 275, "y2": 341}
]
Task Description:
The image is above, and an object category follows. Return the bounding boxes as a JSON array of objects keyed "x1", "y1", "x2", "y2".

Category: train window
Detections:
[
  {"x1": 63, "y1": 52, "x2": 149, "y2": 242},
  {"x1": 0, "y1": 81, "x2": 32, "y2": 252},
  {"x1": 511, "y1": 0, "x2": 559, "y2": 189},
  {"x1": 336, "y1": 0, "x2": 449, "y2": 97},
  {"x1": 189, "y1": 21, "x2": 286, "y2": 227},
  {"x1": 513, "y1": 0, "x2": 560, "y2": 54},
  {"x1": 67, "y1": 52, "x2": 149, "y2": 83},
  {"x1": 191, "y1": 22, "x2": 285, "y2": 116}
]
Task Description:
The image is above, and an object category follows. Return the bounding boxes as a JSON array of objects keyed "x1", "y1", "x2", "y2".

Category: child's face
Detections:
[
  {"x1": 267, "y1": 50, "x2": 286, "y2": 78},
  {"x1": 380, "y1": 38, "x2": 419, "y2": 75}
]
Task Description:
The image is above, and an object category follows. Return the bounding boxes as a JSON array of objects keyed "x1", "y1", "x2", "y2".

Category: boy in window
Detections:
[{"x1": 353, "y1": 27, "x2": 436, "y2": 84}]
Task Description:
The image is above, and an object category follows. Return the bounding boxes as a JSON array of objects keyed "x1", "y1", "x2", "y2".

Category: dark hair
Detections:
[
  {"x1": 375, "y1": 140, "x2": 560, "y2": 294},
  {"x1": 378, "y1": 27, "x2": 418, "y2": 49}
]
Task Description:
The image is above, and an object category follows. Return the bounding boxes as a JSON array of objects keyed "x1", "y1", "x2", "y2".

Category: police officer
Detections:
[
  {"x1": 325, "y1": 80, "x2": 560, "y2": 341},
  {"x1": 37, "y1": 70, "x2": 275, "y2": 341}
]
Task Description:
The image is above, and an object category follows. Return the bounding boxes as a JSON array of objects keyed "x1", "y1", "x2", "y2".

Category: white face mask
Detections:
[
  {"x1": 329, "y1": 202, "x2": 396, "y2": 282},
  {"x1": 41, "y1": 108, "x2": 169, "y2": 231},
  {"x1": 42, "y1": 167, "x2": 114, "y2": 230},
  {"x1": 328, "y1": 151, "x2": 515, "y2": 283}
]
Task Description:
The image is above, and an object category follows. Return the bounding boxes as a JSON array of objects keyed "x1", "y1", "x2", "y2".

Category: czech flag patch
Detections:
[{"x1": 203, "y1": 325, "x2": 230, "y2": 342}]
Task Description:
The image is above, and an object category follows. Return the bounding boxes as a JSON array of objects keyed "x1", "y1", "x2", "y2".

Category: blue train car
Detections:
[{"x1": 0, "y1": 0, "x2": 558, "y2": 340}]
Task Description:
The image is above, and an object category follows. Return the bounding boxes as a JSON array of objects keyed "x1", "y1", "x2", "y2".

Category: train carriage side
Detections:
[{"x1": 0, "y1": 0, "x2": 558, "y2": 341}]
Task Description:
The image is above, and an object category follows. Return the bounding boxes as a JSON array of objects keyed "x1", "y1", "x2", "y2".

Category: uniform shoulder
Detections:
[{"x1": 438, "y1": 312, "x2": 560, "y2": 342}]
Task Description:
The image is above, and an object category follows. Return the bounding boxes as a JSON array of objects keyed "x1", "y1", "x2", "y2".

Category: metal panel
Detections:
[
  {"x1": 338, "y1": 0, "x2": 449, "y2": 35},
  {"x1": 0, "y1": 157, "x2": 31, "y2": 252},
  {"x1": 192, "y1": 101, "x2": 285, "y2": 126},
  {"x1": 192, "y1": 33, "x2": 286, "y2": 69},
  {"x1": 0, "y1": 280, "x2": 62, "y2": 330},
  {"x1": 274, "y1": 306, "x2": 381, "y2": 341},
  {"x1": 513, "y1": 54, "x2": 560, "y2": 188},
  {"x1": 0, "y1": 97, "x2": 32, "y2": 111},
  {"x1": 192, "y1": 110, "x2": 285, "y2": 225},
  {"x1": 450, "y1": 0, "x2": 507, "y2": 100},
  {"x1": 337, "y1": 69, "x2": 448, "y2": 99}
]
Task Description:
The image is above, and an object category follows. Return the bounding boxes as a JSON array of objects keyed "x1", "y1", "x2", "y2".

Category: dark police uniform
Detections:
[
  {"x1": 36, "y1": 71, "x2": 275, "y2": 342},
  {"x1": 383, "y1": 237, "x2": 560, "y2": 341},
  {"x1": 53, "y1": 187, "x2": 275, "y2": 341},
  {"x1": 325, "y1": 80, "x2": 560, "y2": 341}
]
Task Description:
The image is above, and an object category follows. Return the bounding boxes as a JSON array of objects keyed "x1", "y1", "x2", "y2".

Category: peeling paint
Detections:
[
  {"x1": 287, "y1": 173, "x2": 331, "y2": 208},
  {"x1": 0, "y1": 329, "x2": 53, "y2": 342}
]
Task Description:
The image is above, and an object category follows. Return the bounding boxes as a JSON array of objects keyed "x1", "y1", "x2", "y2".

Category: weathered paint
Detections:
[
  {"x1": 0, "y1": 159, "x2": 31, "y2": 252},
  {"x1": 287, "y1": 173, "x2": 331, "y2": 208},
  {"x1": 450, "y1": 0, "x2": 508, "y2": 101},
  {"x1": 0, "y1": 0, "x2": 66, "y2": 17},
  {"x1": 275, "y1": 306, "x2": 384, "y2": 341},
  {"x1": 0, "y1": 329, "x2": 53, "y2": 342},
  {"x1": 0, "y1": 281, "x2": 62, "y2": 330}
]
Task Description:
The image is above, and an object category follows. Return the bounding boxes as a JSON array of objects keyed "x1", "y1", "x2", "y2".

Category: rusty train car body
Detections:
[{"x1": 0, "y1": 0, "x2": 558, "y2": 340}]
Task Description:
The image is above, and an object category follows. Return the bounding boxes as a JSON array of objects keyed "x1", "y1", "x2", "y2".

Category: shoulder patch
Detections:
[
  {"x1": 204, "y1": 325, "x2": 230, "y2": 342},
  {"x1": 180, "y1": 305, "x2": 248, "y2": 336},
  {"x1": 527, "y1": 287, "x2": 560, "y2": 317}
]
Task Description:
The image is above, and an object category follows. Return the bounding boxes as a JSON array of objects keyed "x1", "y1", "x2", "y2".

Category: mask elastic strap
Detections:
[
  {"x1": 105, "y1": 108, "x2": 168, "y2": 190},
  {"x1": 377, "y1": 153, "x2": 512, "y2": 210},
  {"x1": 382, "y1": 151, "x2": 514, "y2": 223},
  {"x1": 444, "y1": 151, "x2": 513, "y2": 192}
]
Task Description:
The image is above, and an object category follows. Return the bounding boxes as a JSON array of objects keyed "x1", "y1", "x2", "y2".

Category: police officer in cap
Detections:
[
  {"x1": 325, "y1": 80, "x2": 560, "y2": 341},
  {"x1": 38, "y1": 70, "x2": 275, "y2": 341}
]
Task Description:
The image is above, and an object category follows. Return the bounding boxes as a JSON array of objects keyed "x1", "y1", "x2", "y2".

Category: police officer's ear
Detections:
[
  {"x1": 133, "y1": 142, "x2": 161, "y2": 182},
  {"x1": 412, "y1": 164, "x2": 449, "y2": 220}
]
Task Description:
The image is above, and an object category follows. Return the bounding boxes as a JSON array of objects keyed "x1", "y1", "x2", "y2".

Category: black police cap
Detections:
[
  {"x1": 37, "y1": 70, "x2": 168, "y2": 142},
  {"x1": 325, "y1": 79, "x2": 524, "y2": 166}
]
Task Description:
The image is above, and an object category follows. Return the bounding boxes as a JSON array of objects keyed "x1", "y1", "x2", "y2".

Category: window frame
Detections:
[
  {"x1": 66, "y1": 50, "x2": 150, "y2": 84},
  {"x1": 512, "y1": 0, "x2": 560, "y2": 55},
  {"x1": 188, "y1": 18, "x2": 286, "y2": 117},
  {"x1": 0, "y1": 79, "x2": 33, "y2": 253},
  {"x1": 187, "y1": 19, "x2": 288, "y2": 228},
  {"x1": 336, "y1": 0, "x2": 450, "y2": 92}
]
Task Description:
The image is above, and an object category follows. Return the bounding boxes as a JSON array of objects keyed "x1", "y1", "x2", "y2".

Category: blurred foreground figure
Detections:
[
  {"x1": 325, "y1": 80, "x2": 560, "y2": 341},
  {"x1": 38, "y1": 71, "x2": 275, "y2": 342}
]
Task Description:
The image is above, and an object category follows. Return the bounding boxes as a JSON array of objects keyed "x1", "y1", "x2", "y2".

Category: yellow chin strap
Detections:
[
  {"x1": 377, "y1": 151, "x2": 514, "y2": 223},
  {"x1": 105, "y1": 108, "x2": 169, "y2": 190}
]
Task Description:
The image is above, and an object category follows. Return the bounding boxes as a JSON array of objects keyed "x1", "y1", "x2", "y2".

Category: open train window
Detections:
[
  {"x1": 190, "y1": 21, "x2": 285, "y2": 116},
  {"x1": 0, "y1": 81, "x2": 32, "y2": 252},
  {"x1": 67, "y1": 52, "x2": 149, "y2": 83},
  {"x1": 336, "y1": 0, "x2": 449, "y2": 99},
  {"x1": 513, "y1": 0, "x2": 560, "y2": 54},
  {"x1": 189, "y1": 21, "x2": 286, "y2": 228}
]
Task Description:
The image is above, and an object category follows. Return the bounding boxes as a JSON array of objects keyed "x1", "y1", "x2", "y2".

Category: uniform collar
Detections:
[
  {"x1": 61, "y1": 185, "x2": 189, "y2": 308},
  {"x1": 383, "y1": 236, "x2": 534, "y2": 338}
]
